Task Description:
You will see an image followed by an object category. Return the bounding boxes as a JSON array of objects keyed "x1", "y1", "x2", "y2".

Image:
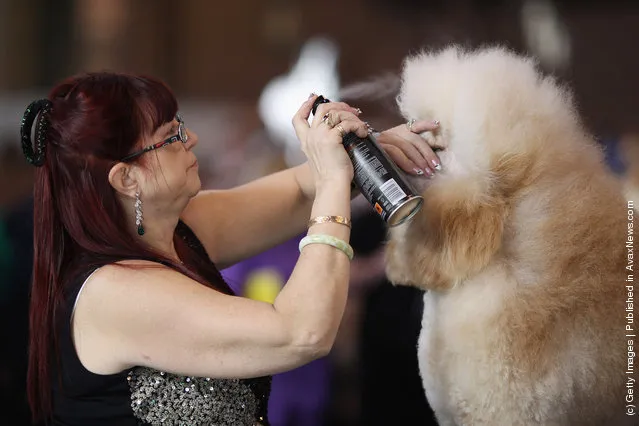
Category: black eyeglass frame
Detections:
[{"x1": 120, "y1": 114, "x2": 188, "y2": 162}]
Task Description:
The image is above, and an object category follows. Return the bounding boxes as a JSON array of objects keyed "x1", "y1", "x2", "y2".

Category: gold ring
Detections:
[
  {"x1": 336, "y1": 124, "x2": 346, "y2": 137},
  {"x1": 322, "y1": 112, "x2": 334, "y2": 128},
  {"x1": 407, "y1": 118, "x2": 416, "y2": 132}
]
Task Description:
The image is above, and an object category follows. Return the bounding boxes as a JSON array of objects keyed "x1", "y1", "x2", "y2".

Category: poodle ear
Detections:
[
  {"x1": 426, "y1": 152, "x2": 536, "y2": 281},
  {"x1": 386, "y1": 178, "x2": 507, "y2": 291},
  {"x1": 386, "y1": 154, "x2": 533, "y2": 291},
  {"x1": 426, "y1": 187, "x2": 507, "y2": 280}
]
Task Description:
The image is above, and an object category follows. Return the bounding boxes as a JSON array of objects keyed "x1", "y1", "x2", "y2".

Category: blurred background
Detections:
[{"x1": 1, "y1": 0, "x2": 637, "y2": 425}]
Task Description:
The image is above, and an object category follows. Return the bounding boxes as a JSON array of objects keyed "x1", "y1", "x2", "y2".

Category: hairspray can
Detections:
[{"x1": 311, "y1": 95, "x2": 423, "y2": 226}]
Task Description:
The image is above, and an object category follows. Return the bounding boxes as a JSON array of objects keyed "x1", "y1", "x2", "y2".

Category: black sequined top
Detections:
[{"x1": 51, "y1": 222, "x2": 272, "y2": 426}]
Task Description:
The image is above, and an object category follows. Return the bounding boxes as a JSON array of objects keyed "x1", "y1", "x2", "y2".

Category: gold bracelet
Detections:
[{"x1": 308, "y1": 215, "x2": 351, "y2": 228}]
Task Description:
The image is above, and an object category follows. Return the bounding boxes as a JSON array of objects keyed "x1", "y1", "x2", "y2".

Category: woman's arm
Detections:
[
  {"x1": 74, "y1": 178, "x2": 352, "y2": 379},
  {"x1": 72, "y1": 241, "x2": 349, "y2": 379},
  {"x1": 181, "y1": 164, "x2": 313, "y2": 269}
]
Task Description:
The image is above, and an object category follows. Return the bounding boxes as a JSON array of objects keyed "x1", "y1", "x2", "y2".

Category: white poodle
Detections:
[{"x1": 384, "y1": 46, "x2": 633, "y2": 426}]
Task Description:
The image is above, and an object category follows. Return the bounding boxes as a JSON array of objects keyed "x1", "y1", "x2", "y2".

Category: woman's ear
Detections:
[{"x1": 108, "y1": 162, "x2": 140, "y2": 198}]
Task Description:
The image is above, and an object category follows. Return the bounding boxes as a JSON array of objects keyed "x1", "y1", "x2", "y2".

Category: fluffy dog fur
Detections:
[{"x1": 384, "y1": 46, "x2": 633, "y2": 425}]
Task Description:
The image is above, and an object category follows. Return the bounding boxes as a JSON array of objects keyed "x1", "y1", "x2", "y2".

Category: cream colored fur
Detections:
[{"x1": 385, "y1": 46, "x2": 633, "y2": 425}]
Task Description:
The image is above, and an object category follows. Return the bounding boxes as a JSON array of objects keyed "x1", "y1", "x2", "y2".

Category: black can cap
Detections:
[{"x1": 311, "y1": 95, "x2": 331, "y2": 115}]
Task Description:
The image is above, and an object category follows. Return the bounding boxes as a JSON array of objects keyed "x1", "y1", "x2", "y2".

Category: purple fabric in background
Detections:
[
  {"x1": 601, "y1": 137, "x2": 627, "y2": 176},
  {"x1": 222, "y1": 234, "x2": 331, "y2": 426}
]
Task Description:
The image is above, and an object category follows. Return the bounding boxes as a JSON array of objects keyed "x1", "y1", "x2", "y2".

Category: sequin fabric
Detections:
[{"x1": 127, "y1": 367, "x2": 271, "y2": 425}]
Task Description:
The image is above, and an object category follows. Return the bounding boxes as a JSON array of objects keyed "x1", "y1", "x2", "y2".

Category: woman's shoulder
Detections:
[
  {"x1": 65, "y1": 260, "x2": 181, "y2": 316},
  {"x1": 70, "y1": 221, "x2": 228, "y2": 317},
  {"x1": 87, "y1": 259, "x2": 184, "y2": 286}
]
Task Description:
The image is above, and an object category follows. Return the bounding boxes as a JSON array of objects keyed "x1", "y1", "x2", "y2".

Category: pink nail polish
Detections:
[
  {"x1": 433, "y1": 120, "x2": 440, "y2": 126},
  {"x1": 413, "y1": 168, "x2": 424, "y2": 176},
  {"x1": 432, "y1": 159, "x2": 441, "y2": 171}
]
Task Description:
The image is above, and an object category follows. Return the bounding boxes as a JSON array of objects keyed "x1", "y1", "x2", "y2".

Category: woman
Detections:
[{"x1": 22, "y1": 72, "x2": 440, "y2": 425}]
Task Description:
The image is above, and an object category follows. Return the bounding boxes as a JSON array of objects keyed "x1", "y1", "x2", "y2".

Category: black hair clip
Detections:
[{"x1": 20, "y1": 99, "x2": 52, "y2": 167}]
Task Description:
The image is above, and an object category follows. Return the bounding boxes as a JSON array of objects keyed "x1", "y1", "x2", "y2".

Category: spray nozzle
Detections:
[{"x1": 311, "y1": 95, "x2": 331, "y2": 115}]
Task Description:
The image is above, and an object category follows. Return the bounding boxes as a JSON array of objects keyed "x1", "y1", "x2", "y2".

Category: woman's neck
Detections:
[{"x1": 133, "y1": 203, "x2": 184, "y2": 262}]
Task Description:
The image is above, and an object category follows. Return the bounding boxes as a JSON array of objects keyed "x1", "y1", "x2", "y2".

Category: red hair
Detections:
[{"x1": 27, "y1": 72, "x2": 233, "y2": 422}]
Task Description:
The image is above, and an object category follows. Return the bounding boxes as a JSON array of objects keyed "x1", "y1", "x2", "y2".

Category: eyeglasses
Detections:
[{"x1": 121, "y1": 114, "x2": 188, "y2": 162}]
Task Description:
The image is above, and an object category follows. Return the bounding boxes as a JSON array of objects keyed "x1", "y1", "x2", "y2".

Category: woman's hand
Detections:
[
  {"x1": 376, "y1": 120, "x2": 442, "y2": 177},
  {"x1": 292, "y1": 95, "x2": 368, "y2": 193},
  {"x1": 291, "y1": 97, "x2": 441, "y2": 200}
]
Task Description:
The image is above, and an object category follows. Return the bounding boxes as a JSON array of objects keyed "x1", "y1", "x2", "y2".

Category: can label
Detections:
[
  {"x1": 309, "y1": 94, "x2": 422, "y2": 226},
  {"x1": 343, "y1": 132, "x2": 423, "y2": 225}
]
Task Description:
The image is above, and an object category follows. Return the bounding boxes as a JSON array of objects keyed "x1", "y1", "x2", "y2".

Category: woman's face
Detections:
[{"x1": 137, "y1": 116, "x2": 201, "y2": 210}]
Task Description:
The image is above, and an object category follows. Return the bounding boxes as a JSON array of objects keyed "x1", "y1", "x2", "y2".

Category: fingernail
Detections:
[
  {"x1": 431, "y1": 159, "x2": 442, "y2": 171},
  {"x1": 433, "y1": 120, "x2": 440, "y2": 126},
  {"x1": 309, "y1": 93, "x2": 317, "y2": 99},
  {"x1": 413, "y1": 168, "x2": 424, "y2": 176},
  {"x1": 355, "y1": 108, "x2": 362, "y2": 115},
  {"x1": 365, "y1": 122, "x2": 376, "y2": 134}
]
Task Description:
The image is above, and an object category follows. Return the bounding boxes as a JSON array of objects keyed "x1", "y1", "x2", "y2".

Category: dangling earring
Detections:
[{"x1": 135, "y1": 192, "x2": 144, "y2": 236}]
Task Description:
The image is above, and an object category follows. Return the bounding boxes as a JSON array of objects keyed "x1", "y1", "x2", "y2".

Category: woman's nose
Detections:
[{"x1": 186, "y1": 129, "x2": 198, "y2": 150}]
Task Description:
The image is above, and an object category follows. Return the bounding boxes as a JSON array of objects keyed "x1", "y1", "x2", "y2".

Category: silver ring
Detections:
[{"x1": 407, "y1": 118, "x2": 416, "y2": 132}]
